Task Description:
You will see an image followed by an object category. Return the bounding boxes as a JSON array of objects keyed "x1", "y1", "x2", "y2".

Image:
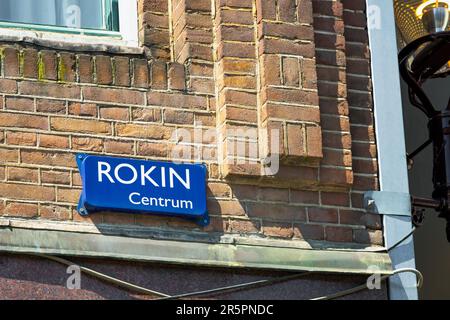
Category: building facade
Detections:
[{"x1": 0, "y1": 0, "x2": 415, "y2": 300}]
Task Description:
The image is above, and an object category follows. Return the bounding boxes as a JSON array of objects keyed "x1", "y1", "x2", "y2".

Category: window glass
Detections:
[{"x1": 0, "y1": 0, "x2": 119, "y2": 31}]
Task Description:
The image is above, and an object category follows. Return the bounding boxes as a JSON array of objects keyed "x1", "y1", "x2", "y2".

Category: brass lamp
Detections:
[
  {"x1": 395, "y1": 1, "x2": 450, "y2": 240},
  {"x1": 395, "y1": 0, "x2": 450, "y2": 44}
]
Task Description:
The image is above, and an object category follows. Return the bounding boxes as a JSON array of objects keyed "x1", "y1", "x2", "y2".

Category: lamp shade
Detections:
[{"x1": 395, "y1": 0, "x2": 450, "y2": 44}]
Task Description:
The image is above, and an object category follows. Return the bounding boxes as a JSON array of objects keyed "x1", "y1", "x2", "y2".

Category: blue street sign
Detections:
[{"x1": 76, "y1": 154, "x2": 209, "y2": 226}]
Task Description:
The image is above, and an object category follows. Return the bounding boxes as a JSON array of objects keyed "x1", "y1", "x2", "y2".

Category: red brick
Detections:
[
  {"x1": 40, "y1": 50, "x2": 58, "y2": 80},
  {"x1": 40, "y1": 204, "x2": 71, "y2": 220},
  {"x1": 6, "y1": 131, "x2": 37, "y2": 146},
  {"x1": 229, "y1": 219, "x2": 260, "y2": 234},
  {"x1": 207, "y1": 199, "x2": 246, "y2": 216},
  {"x1": 116, "y1": 123, "x2": 173, "y2": 140},
  {"x1": 58, "y1": 53, "x2": 77, "y2": 82},
  {"x1": 321, "y1": 192, "x2": 350, "y2": 206},
  {"x1": 354, "y1": 229, "x2": 383, "y2": 246},
  {"x1": 23, "y1": 49, "x2": 39, "y2": 78},
  {"x1": 21, "y1": 150, "x2": 76, "y2": 168},
  {"x1": 151, "y1": 61, "x2": 167, "y2": 90},
  {"x1": 3, "y1": 47, "x2": 20, "y2": 77},
  {"x1": 57, "y1": 188, "x2": 81, "y2": 204},
  {"x1": 114, "y1": 57, "x2": 131, "y2": 87},
  {"x1": 137, "y1": 142, "x2": 167, "y2": 157},
  {"x1": 83, "y1": 87, "x2": 145, "y2": 105},
  {"x1": 99, "y1": 106, "x2": 130, "y2": 121},
  {"x1": 0, "y1": 113, "x2": 48, "y2": 130},
  {"x1": 0, "y1": 79, "x2": 18, "y2": 93},
  {"x1": 247, "y1": 203, "x2": 306, "y2": 221},
  {"x1": 282, "y1": 57, "x2": 300, "y2": 87},
  {"x1": 133, "y1": 59, "x2": 149, "y2": 88},
  {"x1": 36, "y1": 99, "x2": 66, "y2": 114},
  {"x1": 8, "y1": 167, "x2": 38, "y2": 183},
  {"x1": 132, "y1": 107, "x2": 162, "y2": 122},
  {"x1": 164, "y1": 109, "x2": 194, "y2": 124},
  {"x1": 104, "y1": 140, "x2": 134, "y2": 155},
  {"x1": 4, "y1": 202, "x2": 38, "y2": 218},
  {"x1": 308, "y1": 207, "x2": 338, "y2": 223},
  {"x1": 68, "y1": 102, "x2": 97, "y2": 117},
  {"x1": 258, "y1": 187, "x2": 289, "y2": 202},
  {"x1": 5, "y1": 97, "x2": 34, "y2": 111},
  {"x1": 293, "y1": 223, "x2": 324, "y2": 240},
  {"x1": 0, "y1": 182, "x2": 55, "y2": 201},
  {"x1": 0, "y1": 148, "x2": 18, "y2": 164},
  {"x1": 78, "y1": 54, "x2": 93, "y2": 83},
  {"x1": 95, "y1": 55, "x2": 113, "y2": 85},
  {"x1": 51, "y1": 118, "x2": 111, "y2": 135},
  {"x1": 72, "y1": 137, "x2": 103, "y2": 152},
  {"x1": 41, "y1": 170, "x2": 71, "y2": 185},
  {"x1": 263, "y1": 222, "x2": 294, "y2": 239},
  {"x1": 168, "y1": 63, "x2": 185, "y2": 90},
  {"x1": 19, "y1": 81, "x2": 81, "y2": 100},
  {"x1": 39, "y1": 134, "x2": 70, "y2": 149},
  {"x1": 325, "y1": 226, "x2": 353, "y2": 243}
]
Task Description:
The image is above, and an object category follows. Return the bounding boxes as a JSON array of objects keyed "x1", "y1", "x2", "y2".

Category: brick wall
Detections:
[{"x1": 0, "y1": 0, "x2": 382, "y2": 246}]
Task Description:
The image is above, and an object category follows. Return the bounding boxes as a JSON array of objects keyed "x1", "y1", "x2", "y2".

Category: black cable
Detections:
[{"x1": 156, "y1": 272, "x2": 312, "y2": 300}]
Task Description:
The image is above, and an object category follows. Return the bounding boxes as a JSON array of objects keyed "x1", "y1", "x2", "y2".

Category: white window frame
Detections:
[{"x1": 0, "y1": 0, "x2": 139, "y2": 48}]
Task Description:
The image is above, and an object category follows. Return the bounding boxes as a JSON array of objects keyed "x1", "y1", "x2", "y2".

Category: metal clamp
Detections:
[{"x1": 364, "y1": 191, "x2": 412, "y2": 217}]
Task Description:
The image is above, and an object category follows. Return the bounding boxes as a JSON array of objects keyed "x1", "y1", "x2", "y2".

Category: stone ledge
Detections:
[{"x1": 0, "y1": 224, "x2": 392, "y2": 275}]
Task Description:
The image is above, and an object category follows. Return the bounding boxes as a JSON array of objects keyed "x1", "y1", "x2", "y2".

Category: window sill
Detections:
[{"x1": 0, "y1": 28, "x2": 145, "y2": 56}]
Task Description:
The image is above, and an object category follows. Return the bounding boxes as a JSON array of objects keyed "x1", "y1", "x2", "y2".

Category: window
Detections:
[{"x1": 0, "y1": 0, "x2": 138, "y2": 46}]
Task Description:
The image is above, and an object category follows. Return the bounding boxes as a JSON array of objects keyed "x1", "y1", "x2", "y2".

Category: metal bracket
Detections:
[{"x1": 364, "y1": 191, "x2": 412, "y2": 217}]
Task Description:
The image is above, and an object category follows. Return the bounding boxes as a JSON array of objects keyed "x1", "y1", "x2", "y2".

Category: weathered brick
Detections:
[
  {"x1": 151, "y1": 60, "x2": 167, "y2": 90},
  {"x1": 72, "y1": 137, "x2": 103, "y2": 152},
  {"x1": 8, "y1": 167, "x2": 38, "y2": 183},
  {"x1": 95, "y1": 55, "x2": 113, "y2": 85},
  {"x1": 0, "y1": 113, "x2": 48, "y2": 130},
  {"x1": 114, "y1": 57, "x2": 131, "y2": 87},
  {"x1": 39, "y1": 134, "x2": 70, "y2": 149},
  {"x1": 168, "y1": 63, "x2": 185, "y2": 91},
  {"x1": 104, "y1": 140, "x2": 134, "y2": 155},
  {"x1": 0, "y1": 148, "x2": 18, "y2": 164},
  {"x1": 83, "y1": 87, "x2": 145, "y2": 105},
  {"x1": 41, "y1": 170, "x2": 71, "y2": 185},
  {"x1": 282, "y1": 57, "x2": 300, "y2": 87},
  {"x1": 51, "y1": 118, "x2": 111, "y2": 135},
  {"x1": 23, "y1": 49, "x2": 39, "y2": 78},
  {"x1": 137, "y1": 142, "x2": 167, "y2": 157},
  {"x1": 0, "y1": 79, "x2": 18, "y2": 93},
  {"x1": 40, "y1": 50, "x2": 58, "y2": 80},
  {"x1": 57, "y1": 188, "x2": 81, "y2": 204},
  {"x1": 19, "y1": 81, "x2": 81, "y2": 100},
  {"x1": 78, "y1": 54, "x2": 93, "y2": 83},
  {"x1": 21, "y1": 150, "x2": 76, "y2": 168},
  {"x1": 4, "y1": 202, "x2": 38, "y2": 218},
  {"x1": 6, "y1": 131, "x2": 37, "y2": 146},
  {"x1": 99, "y1": 106, "x2": 130, "y2": 121},
  {"x1": 229, "y1": 219, "x2": 260, "y2": 234},
  {"x1": 58, "y1": 53, "x2": 77, "y2": 82},
  {"x1": 263, "y1": 222, "x2": 294, "y2": 239},
  {"x1": 5, "y1": 97, "x2": 34, "y2": 112},
  {"x1": 68, "y1": 102, "x2": 97, "y2": 117},
  {"x1": 116, "y1": 123, "x2": 173, "y2": 140},
  {"x1": 293, "y1": 223, "x2": 324, "y2": 240},
  {"x1": 40, "y1": 204, "x2": 71, "y2": 220},
  {"x1": 0, "y1": 182, "x2": 55, "y2": 201},
  {"x1": 133, "y1": 59, "x2": 149, "y2": 88},
  {"x1": 3, "y1": 47, "x2": 20, "y2": 77},
  {"x1": 36, "y1": 99, "x2": 66, "y2": 114},
  {"x1": 247, "y1": 203, "x2": 306, "y2": 221},
  {"x1": 308, "y1": 207, "x2": 338, "y2": 223}
]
